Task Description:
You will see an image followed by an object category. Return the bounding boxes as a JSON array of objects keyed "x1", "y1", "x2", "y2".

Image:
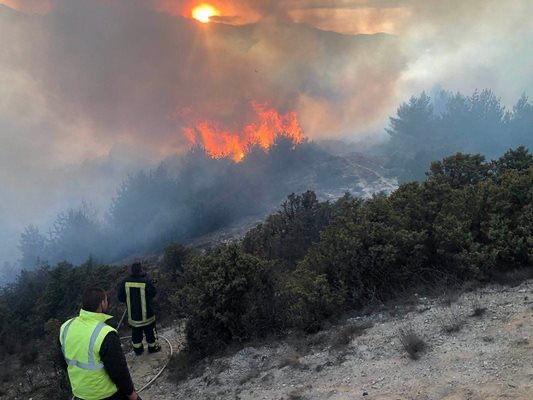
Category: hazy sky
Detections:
[{"x1": 0, "y1": 0, "x2": 532, "y2": 262}]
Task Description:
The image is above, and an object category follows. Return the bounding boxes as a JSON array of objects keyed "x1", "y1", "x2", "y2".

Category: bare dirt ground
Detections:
[{"x1": 136, "y1": 279, "x2": 533, "y2": 400}]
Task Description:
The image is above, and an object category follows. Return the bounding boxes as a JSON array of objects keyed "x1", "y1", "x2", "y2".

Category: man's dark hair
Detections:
[
  {"x1": 131, "y1": 262, "x2": 142, "y2": 276},
  {"x1": 82, "y1": 287, "x2": 107, "y2": 312}
]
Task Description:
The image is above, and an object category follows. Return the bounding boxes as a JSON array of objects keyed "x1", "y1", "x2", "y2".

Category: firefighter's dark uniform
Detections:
[{"x1": 118, "y1": 268, "x2": 160, "y2": 355}]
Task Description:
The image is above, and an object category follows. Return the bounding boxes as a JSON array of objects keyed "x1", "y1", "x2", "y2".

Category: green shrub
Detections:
[
  {"x1": 162, "y1": 242, "x2": 190, "y2": 279},
  {"x1": 178, "y1": 245, "x2": 277, "y2": 355},
  {"x1": 242, "y1": 191, "x2": 333, "y2": 267},
  {"x1": 280, "y1": 267, "x2": 341, "y2": 332}
]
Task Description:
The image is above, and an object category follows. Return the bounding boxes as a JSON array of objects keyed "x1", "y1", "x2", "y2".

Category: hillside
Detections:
[
  {"x1": 139, "y1": 279, "x2": 533, "y2": 400},
  {"x1": 13, "y1": 140, "x2": 397, "y2": 270},
  {"x1": 1, "y1": 147, "x2": 530, "y2": 400}
]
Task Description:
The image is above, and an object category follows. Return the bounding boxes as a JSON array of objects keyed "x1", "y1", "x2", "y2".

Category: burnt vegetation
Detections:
[{"x1": 0, "y1": 89, "x2": 532, "y2": 395}]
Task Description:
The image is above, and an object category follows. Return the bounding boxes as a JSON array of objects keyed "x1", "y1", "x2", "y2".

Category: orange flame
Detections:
[
  {"x1": 191, "y1": 3, "x2": 220, "y2": 23},
  {"x1": 183, "y1": 102, "x2": 304, "y2": 162}
]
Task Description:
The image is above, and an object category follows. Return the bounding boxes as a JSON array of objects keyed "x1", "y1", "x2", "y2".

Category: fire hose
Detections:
[{"x1": 117, "y1": 308, "x2": 174, "y2": 393}]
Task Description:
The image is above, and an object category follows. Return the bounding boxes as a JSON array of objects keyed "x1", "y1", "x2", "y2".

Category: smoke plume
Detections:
[{"x1": 0, "y1": 0, "x2": 532, "y2": 267}]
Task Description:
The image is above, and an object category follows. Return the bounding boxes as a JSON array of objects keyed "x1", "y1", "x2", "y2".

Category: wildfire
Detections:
[
  {"x1": 192, "y1": 3, "x2": 219, "y2": 23},
  {"x1": 183, "y1": 102, "x2": 304, "y2": 162}
]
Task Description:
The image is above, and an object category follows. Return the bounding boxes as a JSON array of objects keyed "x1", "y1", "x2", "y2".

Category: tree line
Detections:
[{"x1": 385, "y1": 89, "x2": 533, "y2": 182}]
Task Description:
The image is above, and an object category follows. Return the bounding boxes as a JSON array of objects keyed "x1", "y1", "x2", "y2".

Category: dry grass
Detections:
[
  {"x1": 398, "y1": 327, "x2": 427, "y2": 360},
  {"x1": 439, "y1": 288, "x2": 462, "y2": 307},
  {"x1": 468, "y1": 293, "x2": 487, "y2": 317},
  {"x1": 440, "y1": 306, "x2": 466, "y2": 333}
]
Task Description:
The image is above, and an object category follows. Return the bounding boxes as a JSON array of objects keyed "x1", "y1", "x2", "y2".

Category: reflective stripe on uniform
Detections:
[
  {"x1": 128, "y1": 315, "x2": 155, "y2": 327},
  {"x1": 61, "y1": 321, "x2": 106, "y2": 370},
  {"x1": 60, "y1": 318, "x2": 76, "y2": 355},
  {"x1": 148, "y1": 325, "x2": 160, "y2": 347},
  {"x1": 125, "y1": 281, "x2": 154, "y2": 326},
  {"x1": 125, "y1": 282, "x2": 133, "y2": 323}
]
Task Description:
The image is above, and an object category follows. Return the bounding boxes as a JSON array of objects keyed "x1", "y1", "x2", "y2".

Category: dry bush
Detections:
[
  {"x1": 440, "y1": 306, "x2": 465, "y2": 333},
  {"x1": 469, "y1": 295, "x2": 487, "y2": 317},
  {"x1": 398, "y1": 327, "x2": 427, "y2": 360},
  {"x1": 439, "y1": 287, "x2": 463, "y2": 307},
  {"x1": 330, "y1": 321, "x2": 373, "y2": 351}
]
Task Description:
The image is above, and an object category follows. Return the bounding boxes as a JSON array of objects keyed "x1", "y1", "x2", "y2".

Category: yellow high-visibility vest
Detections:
[{"x1": 59, "y1": 309, "x2": 118, "y2": 400}]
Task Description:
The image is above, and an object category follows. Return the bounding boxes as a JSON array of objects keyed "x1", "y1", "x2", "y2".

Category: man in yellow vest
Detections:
[
  {"x1": 118, "y1": 262, "x2": 161, "y2": 355},
  {"x1": 59, "y1": 287, "x2": 141, "y2": 400}
]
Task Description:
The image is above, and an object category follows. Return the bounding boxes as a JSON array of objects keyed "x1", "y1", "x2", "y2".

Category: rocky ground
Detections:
[{"x1": 136, "y1": 279, "x2": 533, "y2": 400}]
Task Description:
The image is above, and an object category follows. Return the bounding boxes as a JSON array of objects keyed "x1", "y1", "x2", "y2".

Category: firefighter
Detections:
[
  {"x1": 118, "y1": 262, "x2": 161, "y2": 355},
  {"x1": 59, "y1": 287, "x2": 141, "y2": 400}
]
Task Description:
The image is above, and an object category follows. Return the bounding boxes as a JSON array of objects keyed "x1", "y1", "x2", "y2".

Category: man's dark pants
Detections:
[{"x1": 131, "y1": 322, "x2": 159, "y2": 354}]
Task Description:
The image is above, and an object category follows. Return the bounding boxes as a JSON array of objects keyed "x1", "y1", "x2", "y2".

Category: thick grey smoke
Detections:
[{"x1": 0, "y1": 0, "x2": 532, "y2": 269}]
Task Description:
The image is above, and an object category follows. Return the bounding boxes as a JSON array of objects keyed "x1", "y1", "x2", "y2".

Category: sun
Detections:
[{"x1": 192, "y1": 4, "x2": 219, "y2": 23}]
